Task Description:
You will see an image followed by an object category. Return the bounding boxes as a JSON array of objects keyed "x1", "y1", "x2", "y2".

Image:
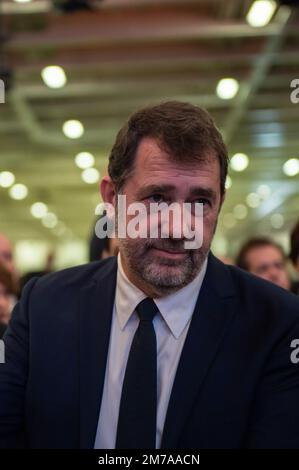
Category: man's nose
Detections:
[{"x1": 167, "y1": 209, "x2": 185, "y2": 240}]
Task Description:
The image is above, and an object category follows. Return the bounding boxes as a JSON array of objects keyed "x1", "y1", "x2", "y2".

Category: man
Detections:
[
  {"x1": 236, "y1": 237, "x2": 291, "y2": 291},
  {"x1": 1, "y1": 101, "x2": 299, "y2": 449}
]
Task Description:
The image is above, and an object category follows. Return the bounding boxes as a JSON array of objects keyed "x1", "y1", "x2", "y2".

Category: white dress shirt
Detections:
[{"x1": 94, "y1": 253, "x2": 208, "y2": 449}]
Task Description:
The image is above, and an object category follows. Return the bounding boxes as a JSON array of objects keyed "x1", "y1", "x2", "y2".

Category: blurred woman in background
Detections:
[{"x1": 0, "y1": 263, "x2": 19, "y2": 338}]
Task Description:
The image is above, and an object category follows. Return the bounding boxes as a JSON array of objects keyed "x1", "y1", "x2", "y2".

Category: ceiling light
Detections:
[
  {"x1": 9, "y1": 183, "x2": 28, "y2": 200},
  {"x1": 246, "y1": 1, "x2": 277, "y2": 28},
  {"x1": 42, "y1": 212, "x2": 58, "y2": 229},
  {"x1": 75, "y1": 152, "x2": 95, "y2": 169},
  {"x1": 0, "y1": 171, "x2": 15, "y2": 188},
  {"x1": 216, "y1": 78, "x2": 239, "y2": 100},
  {"x1": 283, "y1": 158, "x2": 299, "y2": 177},
  {"x1": 230, "y1": 153, "x2": 249, "y2": 172},
  {"x1": 31, "y1": 202, "x2": 48, "y2": 219},
  {"x1": 270, "y1": 213, "x2": 284, "y2": 229},
  {"x1": 81, "y1": 168, "x2": 100, "y2": 184},
  {"x1": 62, "y1": 120, "x2": 84, "y2": 139},
  {"x1": 233, "y1": 204, "x2": 248, "y2": 220},
  {"x1": 41, "y1": 66, "x2": 67, "y2": 89},
  {"x1": 52, "y1": 222, "x2": 66, "y2": 237},
  {"x1": 246, "y1": 192, "x2": 261, "y2": 208},
  {"x1": 13, "y1": 0, "x2": 32, "y2": 3},
  {"x1": 257, "y1": 184, "x2": 271, "y2": 199}
]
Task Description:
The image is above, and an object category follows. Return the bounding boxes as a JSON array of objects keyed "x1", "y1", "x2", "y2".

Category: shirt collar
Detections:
[{"x1": 115, "y1": 253, "x2": 208, "y2": 339}]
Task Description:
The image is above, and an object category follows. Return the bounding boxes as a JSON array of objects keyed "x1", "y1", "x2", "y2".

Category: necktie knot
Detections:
[{"x1": 136, "y1": 298, "x2": 158, "y2": 323}]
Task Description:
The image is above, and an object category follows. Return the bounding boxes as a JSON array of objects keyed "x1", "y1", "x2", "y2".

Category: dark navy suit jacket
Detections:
[{"x1": 1, "y1": 253, "x2": 299, "y2": 449}]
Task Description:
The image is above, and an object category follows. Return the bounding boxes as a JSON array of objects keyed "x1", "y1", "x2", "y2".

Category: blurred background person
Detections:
[
  {"x1": 236, "y1": 237, "x2": 291, "y2": 291},
  {"x1": 20, "y1": 250, "x2": 55, "y2": 291},
  {"x1": 0, "y1": 234, "x2": 19, "y2": 309},
  {"x1": 290, "y1": 220, "x2": 299, "y2": 295},
  {"x1": 89, "y1": 215, "x2": 119, "y2": 262},
  {"x1": 0, "y1": 234, "x2": 18, "y2": 281},
  {"x1": 0, "y1": 263, "x2": 18, "y2": 338},
  {"x1": 89, "y1": 234, "x2": 118, "y2": 261},
  {"x1": 217, "y1": 255, "x2": 235, "y2": 265}
]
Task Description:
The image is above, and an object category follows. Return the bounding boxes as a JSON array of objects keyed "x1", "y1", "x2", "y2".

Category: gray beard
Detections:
[{"x1": 118, "y1": 236, "x2": 208, "y2": 297}]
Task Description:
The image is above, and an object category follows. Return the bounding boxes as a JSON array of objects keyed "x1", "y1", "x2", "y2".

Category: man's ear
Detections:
[{"x1": 100, "y1": 176, "x2": 116, "y2": 206}]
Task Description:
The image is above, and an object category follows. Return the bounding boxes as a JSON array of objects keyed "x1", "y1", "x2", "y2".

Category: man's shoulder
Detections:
[
  {"x1": 291, "y1": 281, "x2": 299, "y2": 296},
  {"x1": 222, "y1": 260, "x2": 299, "y2": 324},
  {"x1": 30, "y1": 256, "x2": 117, "y2": 296},
  {"x1": 208, "y1": 255, "x2": 299, "y2": 328},
  {"x1": 228, "y1": 261, "x2": 297, "y2": 298}
]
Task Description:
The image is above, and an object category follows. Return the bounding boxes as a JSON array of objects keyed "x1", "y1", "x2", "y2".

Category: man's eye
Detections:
[
  {"x1": 195, "y1": 198, "x2": 210, "y2": 206},
  {"x1": 149, "y1": 194, "x2": 164, "y2": 203}
]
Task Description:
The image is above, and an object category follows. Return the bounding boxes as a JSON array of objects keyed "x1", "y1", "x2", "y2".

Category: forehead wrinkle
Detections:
[
  {"x1": 140, "y1": 156, "x2": 214, "y2": 178},
  {"x1": 135, "y1": 138, "x2": 217, "y2": 175}
]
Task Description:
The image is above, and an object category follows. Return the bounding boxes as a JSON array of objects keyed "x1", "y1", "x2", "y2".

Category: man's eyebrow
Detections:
[
  {"x1": 136, "y1": 184, "x2": 176, "y2": 197},
  {"x1": 189, "y1": 187, "x2": 217, "y2": 200},
  {"x1": 136, "y1": 184, "x2": 217, "y2": 200}
]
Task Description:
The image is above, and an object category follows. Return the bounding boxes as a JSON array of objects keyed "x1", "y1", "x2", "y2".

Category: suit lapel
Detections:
[
  {"x1": 161, "y1": 254, "x2": 237, "y2": 449},
  {"x1": 79, "y1": 257, "x2": 117, "y2": 449}
]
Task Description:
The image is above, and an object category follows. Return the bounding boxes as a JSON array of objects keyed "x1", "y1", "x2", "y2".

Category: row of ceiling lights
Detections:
[
  {"x1": 41, "y1": 64, "x2": 242, "y2": 101},
  {"x1": 40, "y1": 66, "x2": 85, "y2": 141},
  {"x1": 223, "y1": 182, "x2": 286, "y2": 230},
  {"x1": 39, "y1": 68, "x2": 242, "y2": 146},
  {"x1": 37, "y1": 3, "x2": 279, "y2": 110},
  {"x1": 0, "y1": 172, "x2": 28, "y2": 200},
  {"x1": 41, "y1": 65, "x2": 240, "y2": 103},
  {"x1": 75, "y1": 152, "x2": 101, "y2": 184},
  {"x1": 37, "y1": 0, "x2": 280, "y2": 140},
  {"x1": 226, "y1": 154, "x2": 299, "y2": 176},
  {"x1": 40, "y1": 65, "x2": 101, "y2": 182},
  {"x1": 223, "y1": 150, "x2": 298, "y2": 229},
  {"x1": 31, "y1": 203, "x2": 69, "y2": 237},
  {"x1": 0, "y1": 168, "x2": 291, "y2": 235},
  {"x1": 40, "y1": 65, "x2": 242, "y2": 103},
  {"x1": 223, "y1": 210, "x2": 285, "y2": 230},
  {"x1": 0, "y1": 172, "x2": 71, "y2": 237},
  {"x1": 223, "y1": 152, "x2": 298, "y2": 228}
]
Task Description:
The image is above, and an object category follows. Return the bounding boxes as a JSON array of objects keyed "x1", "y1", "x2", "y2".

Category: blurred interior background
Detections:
[{"x1": 0, "y1": 0, "x2": 298, "y2": 275}]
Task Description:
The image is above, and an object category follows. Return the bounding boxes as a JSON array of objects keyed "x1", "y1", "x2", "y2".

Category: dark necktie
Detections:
[{"x1": 115, "y1": 297, "x2": 158, "y2": 449}]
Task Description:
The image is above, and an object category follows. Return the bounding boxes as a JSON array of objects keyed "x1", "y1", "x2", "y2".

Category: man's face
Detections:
[
  {"x1": 114, "y1": 137, "x2": 223, "y2": 297},
  {"x1": 245, "y1": 245, "x2": 290, "y2": 290}
]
